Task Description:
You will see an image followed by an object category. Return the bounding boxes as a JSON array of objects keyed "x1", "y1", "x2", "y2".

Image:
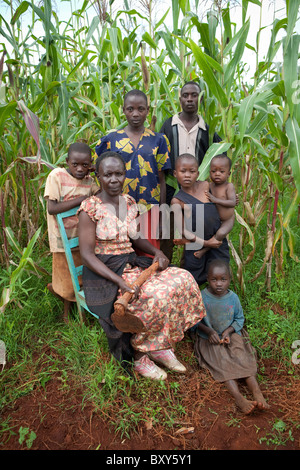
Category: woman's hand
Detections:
[
  {"x1": 152, "y1": 250, "x2": 169, "y2": 271},
  {"x1": 118, "y1": 278, "x2": 140, "y2": 301}
]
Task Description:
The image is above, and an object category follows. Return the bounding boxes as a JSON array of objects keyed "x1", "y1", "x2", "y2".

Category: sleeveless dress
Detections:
[{"x1": 174, "y1": 189, "x2": 230, "y2": 285}]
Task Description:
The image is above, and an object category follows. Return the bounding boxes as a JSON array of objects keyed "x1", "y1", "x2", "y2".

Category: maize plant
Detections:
[{"x1": 0, "y1": 0, "x2": 299, "y2": 303}]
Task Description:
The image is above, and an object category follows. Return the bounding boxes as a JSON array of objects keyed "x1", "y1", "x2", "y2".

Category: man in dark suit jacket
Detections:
[{"x1": 159, "y1": 81, "x2": 223, "y2": 261}]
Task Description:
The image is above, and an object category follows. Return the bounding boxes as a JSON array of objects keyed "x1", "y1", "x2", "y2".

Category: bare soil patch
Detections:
[{"x1": 1, "y1": 340, "x2": 299, "y2": 451}]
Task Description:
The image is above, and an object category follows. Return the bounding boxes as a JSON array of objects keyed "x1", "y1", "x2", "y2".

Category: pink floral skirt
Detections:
[{"x1": 119, "y1": 265, "x2": 206, "y2": 353}]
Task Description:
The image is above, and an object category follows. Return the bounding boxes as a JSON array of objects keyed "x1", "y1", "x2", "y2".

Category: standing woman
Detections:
[
  {"x1": 95, "y1": 89, "x2": 171, "y2": 254},
  {"x1": 78, "y1": 152, "x2": 206, "y2": 380}
]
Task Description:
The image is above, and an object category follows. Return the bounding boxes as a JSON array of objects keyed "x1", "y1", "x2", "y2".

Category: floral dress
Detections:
[{"x1": 79, "y1": 194, "x2": 206, "y2": 354}]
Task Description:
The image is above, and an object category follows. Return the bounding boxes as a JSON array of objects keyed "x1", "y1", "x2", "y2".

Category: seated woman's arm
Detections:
[
  {"x1": 78, "y1": 211, "x2": 135, "y2": 296},
  {"x1": 131, "y1": 236, "x2": 169, "y2": 271}
]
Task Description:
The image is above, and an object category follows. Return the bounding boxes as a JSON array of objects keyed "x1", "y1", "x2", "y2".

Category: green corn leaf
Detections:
[
  {"x1": 142, "y1": 32, "x2": 157, "y2": 50},
  {"x1": 10, "y1": 1, "x2": 30, "y2": 25},
  {"x1": 246, "y1": 111, "x2": 268, "y2": 137},
  {"x1": 223, "y1": 20, "x2": 250, "y2": 91},
  {"x1": 67, "y1": 50, "x2": 90, "y2": 82},
  {"x1": 189, "y1": 39, "x2": 228, "y2": 108},
  {"x1": 238, "y1": 92, "x2": 258, "y2": 142},
  {"x1": 30, "y1": 81, "x2": 60, "y2": 113},
  {"x1": 108, "y1": 27, "x2": 121, "y2": 65},
  {"x1": 0, "y1": 101, "x2": 17, "y2": 136},
  {"x1": 274, "y1": 191, "x2": 300, "y2": 260},
  {"x1": 286, "y1": 116, "x2": 300, "y2": 195},
  {"x1": 0, "y1": 287, "x2": 10, "y2": 314},
  {"x1": 172, "y1": 0, "x2": 180, "y2": 32},
  {"x1": 198, "y1": 142, "x2": 232, "y2": 181},
  {"x1": 115, "y1": 9, "x2": 149, "y2": 23},
  {"x1": 8, "y1": 228, "x2": 42, "y2": 290},
  {"x1": 158, "y1": 31, "x2": 182, "y2": 71},
  {"x1": 151, "y1": 63, "x2": 177, "y2": 113},
  {"x1": 4, "y1": 227, "x2": 22, "y2": 255},
  {"x1": 244, "y1": 134, "x2": 269, "y2": 157},
  {"x1": 191, "y1": 21, "x2": 211, "y2": 53},
  {"x1": 235, "y1": 210, "x2": 255, "y2": 248},
  {"x1": 21, "y1": 227, "x2": 42, "y2": 260},
  {"x1": 85, "y1": 15, "x2": 100, "y2": 46},
  {"x1": 284, "y1": 0, "x2": 300, "y2": 53},
  {"x1": 154, "y1": 8, "x2": 170, "y2": 31},
  {"x1": 283, "y1": 34, "x2": 300, "y2": 118},
  {"x1": 57, "y1": 79, "x2": 70, "y2": 141},
  {"x1": 74, "y1": 96, "x2": 105, "y2": 119},
  {"x1": 222, "y1": 7, "x2": 232, "y2": 43}
]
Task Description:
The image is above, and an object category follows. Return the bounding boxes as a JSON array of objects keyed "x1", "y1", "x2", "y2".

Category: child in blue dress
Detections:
[{"x1": 192, "y1": 259, "x2": 270, "y2": 414}]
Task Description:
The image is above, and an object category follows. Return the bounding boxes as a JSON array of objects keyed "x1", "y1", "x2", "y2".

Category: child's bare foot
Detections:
[
  {"x1": 235, "y1": 396, "x2": 257, "y2": 415},
  {"x1": 194, "y1": 249, "x2": 205, "y2": 259},
  {"x1": 252, "y1": 390, "x2": 270, "y2": 410}
]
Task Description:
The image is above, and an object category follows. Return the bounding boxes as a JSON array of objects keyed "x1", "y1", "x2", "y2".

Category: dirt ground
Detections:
[{"x1": 1, "y1": 339, "x2": 299, "y2": 452}]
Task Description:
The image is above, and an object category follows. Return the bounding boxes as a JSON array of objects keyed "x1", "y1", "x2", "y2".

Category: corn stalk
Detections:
[{"x1": 0, "y1": 0, "x2": 299, "y2": 297}]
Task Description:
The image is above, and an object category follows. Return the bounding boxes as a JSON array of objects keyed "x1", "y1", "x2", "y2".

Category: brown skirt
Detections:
[
  {"x1": 52, "y1": 251, "x2": 82, "y2": 302},
  {"x1": 194, "y1": 329, "x2": 257, "y2": 383}
]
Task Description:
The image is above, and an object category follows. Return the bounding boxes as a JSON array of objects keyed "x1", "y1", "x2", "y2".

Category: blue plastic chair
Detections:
[{"x1": 56, "y1": 207, "x2": 98, "y2": 323}]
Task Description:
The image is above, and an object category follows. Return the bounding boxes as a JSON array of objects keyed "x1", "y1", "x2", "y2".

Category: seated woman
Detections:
[{"x1": 78, "y1": 151, "x2": 206, "y2": 380}]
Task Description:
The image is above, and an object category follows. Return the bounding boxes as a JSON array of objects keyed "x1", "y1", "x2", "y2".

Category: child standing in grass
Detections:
[
  {"x1": 44, "y1": 142, "x2": 99, "y2": 321},
  {"x1": 192, "y1": 259, "x2": 270, "y2": 414}
]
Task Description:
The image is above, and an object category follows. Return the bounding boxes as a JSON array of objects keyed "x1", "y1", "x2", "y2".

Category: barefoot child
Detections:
[
  {"x1": 192, "y1": 259, "x2": 270, "y2": 414},
  {"x1": 44, "y1": 142, "x2": 99, "y2": 322},
  {"x1": 194, "y1": 153, "x2": 238, "y2": 259},
  {"x1": 171, "y1": 154, "x2": 230, "y2": 285}
]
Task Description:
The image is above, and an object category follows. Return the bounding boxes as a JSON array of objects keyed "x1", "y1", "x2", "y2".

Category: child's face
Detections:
[
  {"x1": 174, "y1": 158, "x2": 199, "y2": 189},
  {"x1": 123, "y1": 95, "x2": 149, "y2": 129},
  {"x1": 210, "y1": 158, "x2": 231, "y2": 185},
  {"x1": 207, "y1": 266, "x2": 230, "y2": 297},
  {"x1": 66, "y1": 151, "x2": 92, "y2": 180}
]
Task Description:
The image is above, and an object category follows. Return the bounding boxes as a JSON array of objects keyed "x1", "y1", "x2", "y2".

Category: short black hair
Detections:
[
  {"x1": 124, "y1": 89, "x2": 148, "y2": 106},
  {"x1": 180, "y1": 81, "x2": 201, "y2": 95},
  {"x1": 207, "y1": 259, "x2": 231, "y2": 277},
  {"x1": 175, "y1": 153, "x2": 198, "y2": 169},
  {"x1": 68, "y1": 142, "x2": 91, "y2": 158},
  {"x1": 211, "y1": 153, "x2": 232, "y2": 170},
  {"x1": 95, "y1": 151, "x2": 126, "y2": 173}
]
